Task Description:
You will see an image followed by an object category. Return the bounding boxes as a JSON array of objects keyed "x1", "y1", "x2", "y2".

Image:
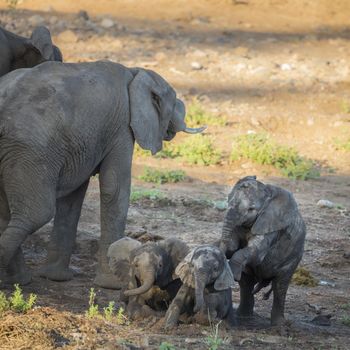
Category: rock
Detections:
[
  {"x1": 56, "y1": 30, "x2": 79, "y2": 43},
  {"x1": 316, "y1": 199, "x2": 335, "y2": 208},
  {"x1": 280, "y1": 63, "x2": 292, "y2": 71},
  {"x1": 28, "y1": 15, "x2": 45, "y2": 27},
  {"x1": 191, "y1": 61, "x2": 203, "y2": 70},
  {"x1": 77, "y1": 10, "x2": 89, "y2": 21},
  {"x1": 311, "y1": 314, "x2": 332, "y2": 326},
  {"x1": 100, "y1": 18, "x2": 115, "y2": 29}
]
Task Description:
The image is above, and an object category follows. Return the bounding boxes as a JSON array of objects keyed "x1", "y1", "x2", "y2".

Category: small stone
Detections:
[
  {"x1": 77, "y1": 10, "x2": 89, "y2": 21},
  {"x1": 100, "y1": 18, "x2": 115, "y2": 29},
  {"x1": 191, "y1": 61, "x2": 203, "y2": 70},
  {"x1": 28, "y1": 15, "x2": 45, "y2": 27},
  {"x1": 316, "y1": 199, "x2": 335, "y2": 208},
  {"x1": 280, "y1": 63, "x2": 292, "y2": 71},
  {"x1": 56, "y1": 30, "x2": 79, "y2": 43}
]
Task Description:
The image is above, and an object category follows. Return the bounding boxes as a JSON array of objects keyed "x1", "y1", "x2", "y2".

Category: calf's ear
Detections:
[{"x1": 214, "y1": 259, "x2": 235, "y2": 291}]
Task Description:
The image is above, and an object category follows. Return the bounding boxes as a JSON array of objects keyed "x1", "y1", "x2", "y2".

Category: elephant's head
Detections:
[
  {"x1": 123, "y1": 243, "x2": 173, "y2": 297},
  {"x1": 128, "y1": 68, "x2": 206, "y2": 155},
  {"x1": 8, "y1": 26, "x2": 62, "y2": 73},
  {"x1": 175, "y1": 245, "x2": 234, "y2": 313}
]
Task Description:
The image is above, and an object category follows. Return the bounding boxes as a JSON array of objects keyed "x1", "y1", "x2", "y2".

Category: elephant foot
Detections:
[
  {"x1": 93, "y1": 272, "x2": 124, "y2": 289},
  {"x1": 39, "y1": 264, "x2": 74, "y2": 281},
  {"x1": 5, "y1": 269, "x2": 32, "y2": 286}
]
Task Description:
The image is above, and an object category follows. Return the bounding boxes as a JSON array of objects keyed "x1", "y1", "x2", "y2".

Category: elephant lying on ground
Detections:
[
  {"x1": 0, "y1": 26, "x2": 62, "y2": 77},
  {"x1": 108, "y1": 237, "x2": 189, "y2": 318},
  {"x1": 0, "y1": 60, "x2": 204, "y2": 288},
  {"x1": 164, "y1": 245, "x2": 235, "y2": 329},
  {"x1": 219, "y1": 176, "x2": 306, "y2": 326}
]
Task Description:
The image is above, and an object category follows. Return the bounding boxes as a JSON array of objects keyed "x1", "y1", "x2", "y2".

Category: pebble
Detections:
[
  {"x1": 100, "y1": 18, "x2": 115, "y2": 29},
  {"x1": 191, "y1": 61, "x2": 203, "y2": 70},
  {"x1": 316, "y1": 199, "x2": 335, "y2": 208},
  {"x1": 280, "y1": 63, "x2": 292, "y2": 71},
  {"x1": 28, "y1": 15, "x2": 45, "y2": 26}
]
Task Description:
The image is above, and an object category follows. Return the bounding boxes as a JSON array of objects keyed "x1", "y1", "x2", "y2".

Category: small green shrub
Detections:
[
  {"x1": 206, "y1": 321, "x2": 224, "y2": 350},
  {"x1": 292, "y1": 267, "x2": 318, "y2": 287},
  {"x1": 159, "y1": 342, "x2": 176, "y2": 350},
  {"x1": 186, "y1": 100, "x2": 227, "y2": 127},
  {"x1": 231, "y1": 133, "x2": 320, "y2": 180},
  {"x1": 130, "y1": 188, "x2": 164, "y2": 202},
  {"x1": 86, "y1": 288, "x2": 99, "y2": 318},
  {"x1": 116, "y1": 306, "x2": 129, "y2": 325},
  {"x1": 133, "y1": 143, "x2": 178, "y2": 159},
  {"x1": 176, "y1": 135, "x2": 221, "y2": 166},
  {"x1": 103, "y1": 301, "x2": 115, "y2": 321},
  {"x1": 341, "y1": 315, "x2": 350, "y2": 327},
  {"x1": 0, "y1": 291, "x2": 10, "y2": 314},
  {"x1": 341, "y1": 100, "x2": 350, "y2": 114},
  {"x1": 334, "y1": 138, "x2": 350, "y2": 151},
  {"x1": 139, "y1": 167, "x2": 186, "y2": 184},
  {"x1": 9, "y1": 284, "x2": 36, "y2": 313}
]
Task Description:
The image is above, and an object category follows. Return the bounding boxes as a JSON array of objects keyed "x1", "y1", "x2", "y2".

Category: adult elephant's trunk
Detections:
[
  {"x1": 193, "y1": 269, "x2": 207, "y2": 313},
  {"x1": 123, "y1": 267, "x2": 155, "y2": 297}
]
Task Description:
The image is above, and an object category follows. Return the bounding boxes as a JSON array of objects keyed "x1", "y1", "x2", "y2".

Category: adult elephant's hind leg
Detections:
[{"x1": 39, "y1": 180, "x2": 89, "y2": 281}]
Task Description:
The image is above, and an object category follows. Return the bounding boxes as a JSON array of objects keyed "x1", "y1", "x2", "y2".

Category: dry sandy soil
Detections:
[{"x1": 0, "y1": 0, "x2": 349, "y2": 349}]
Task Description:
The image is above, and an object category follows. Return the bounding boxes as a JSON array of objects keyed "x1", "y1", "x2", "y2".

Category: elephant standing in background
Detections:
[
  {"x1": 0, "y1": 60, "x2": 204, "y2": 288},
  {"x1": 164, "y1": 245, "x2": 235, "y2": 329},
  {"x1": 0, "y1": 26, "x2": 62, "y2": 77},
  {"x1": 219, "y1": 176, "x2": 306, "y2": 326}
]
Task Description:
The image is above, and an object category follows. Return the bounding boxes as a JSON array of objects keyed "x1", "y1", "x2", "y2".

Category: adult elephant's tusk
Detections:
[{"x1": 183, "y1": 125, "x2": 207, "y2": 134}]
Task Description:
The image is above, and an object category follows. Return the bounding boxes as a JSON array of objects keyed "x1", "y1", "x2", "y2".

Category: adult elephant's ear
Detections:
[
  {"x1": 175, "y1": 250, "x2": 195, "y2": 288},
  {"x1": 251, "y1": 185, "x2": 297, "y2": 235},
  {"x1": 129, "y1": 69, "x2": 174, "y2": 155},
  {"x1": 30, "y1": 26, "x2": 56, "y2": 60},
  {"x1": 214, "y1": 259, "x2": 235, "y2": 291}
]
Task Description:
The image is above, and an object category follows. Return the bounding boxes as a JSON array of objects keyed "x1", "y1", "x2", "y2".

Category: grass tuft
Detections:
[
  {"x1": 333, "y1": 138, "x2": 350, "y2": 152},
  {"x1": 159, "y1": 341, "x2": 176, "y2": 350},
  {"x1": 231, "y1": 133, "x2": 320, "y2": 180},
  {"x1": 341, "y1": 315, "x2": 350, "y2": 327},
  {"x1": 139, "y1": 167, "x2": 186, "y2": 184},
  {"x1": 186, "y1": 100, "x2": 227, "y2": 127},
  {"x1": 130, "y1": 188, "x2": 164, "y2": 203},
  {"x1": 292, "y1": 267, "x2": 318, "y2": 287}
]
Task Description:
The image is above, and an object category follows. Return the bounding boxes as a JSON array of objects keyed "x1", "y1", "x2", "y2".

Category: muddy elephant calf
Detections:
[
  {"x1": 219, "y1": 176, "x2": 306, "y2": 326},
  {"x1": 108, "y1": 237, "x2": 189, "y2": 319},
  {"x1": 164, "y1": 245, "x2": 236, "y2": 329}
]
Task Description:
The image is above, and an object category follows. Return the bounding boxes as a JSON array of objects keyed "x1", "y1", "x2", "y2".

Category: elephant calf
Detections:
[
  {"x1": 219, "y1": 176, "x2": 306, "y2": 326},
  {"x1": 164, "y1": 245, "x2": 235, "y2": 329},
  {"x1": 108, "y1": 237, "x2": 189, "y2": 319},
  {"x1": 0, "y1": 25, "x2": 62, "y2": 77}
]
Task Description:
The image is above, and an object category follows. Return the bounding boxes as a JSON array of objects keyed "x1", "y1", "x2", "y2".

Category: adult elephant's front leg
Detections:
[
  {"x1": 94, "y1": 142, "x2": 133, "y2": 289},
  {"x1": 39, "y1": 180, "x2": 90, "y2": 281}
]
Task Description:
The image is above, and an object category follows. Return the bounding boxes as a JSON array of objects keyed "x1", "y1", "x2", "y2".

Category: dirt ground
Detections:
[{"x1": 0, "y1": 0, "x2": 349, "y2": 349}]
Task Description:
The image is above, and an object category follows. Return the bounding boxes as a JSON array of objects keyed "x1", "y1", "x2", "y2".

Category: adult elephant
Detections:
[
  {"x1": 0, "y1": 60, "x2": 204, "y2": 288},
  {"x1": 0, "y1": 25, "x2": 62, "y2": 77}
]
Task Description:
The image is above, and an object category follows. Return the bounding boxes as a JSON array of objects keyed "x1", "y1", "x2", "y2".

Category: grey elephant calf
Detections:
[
  {"x1": 0, "y1": 60, "x2": 204, "y2": 288},
  {"x1": 0, "y1": 25, "x2": 62, "y2": 77},
  {"x1": 219, "y1": 176, "x2": 306, "y2": 326},
  {"x1": 164, "y1": 245, "x2": 235, "y2": 329},
  {"x1": 108, "y1": 237, "x2": 189, "y2": 318}
]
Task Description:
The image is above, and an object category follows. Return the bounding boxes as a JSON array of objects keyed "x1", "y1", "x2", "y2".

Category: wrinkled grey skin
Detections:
[
  {"x1": 107, "y1": 237, "x2": 142, "y2": 289},
  {"x1": 119, "y1": 238, "x2": 189, "y2": 318},
  {"x1": 0, "y1": 26, "x2": 62, "y2": 77},
  {"x1": 164, "y1": 245, "x2": 235, "y2": 329},
  {"x1": 0, "y1": 61, "x2": 203, "y2": 289},
  {"x1": 219, "y1": 176, "x2": 306, "y2": 326}
]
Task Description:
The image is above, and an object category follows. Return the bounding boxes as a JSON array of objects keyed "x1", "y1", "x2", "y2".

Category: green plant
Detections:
[
  {"x1": 341, "y1": 315, "x2": 350, "y2": 327},
  {"x1": 159, "y1": 342, "x2": 176, "y2": 350},
  {"x1": 86, "y1": 288, "x2": 99, "y2": 318},
  {"x1": 292, "y1": 267, "x2": 318, "y2": 286},
  {"x1": 103, "y1": 301, "x2": 115, "y2": 321},
  {"x1": 130, "y1": 188, "x2": 164, "y2": 202},
  {"x1": 0, "y1": 291, "x2": 10, "y2": 314},
  {"x1": 116, "y1": 306, "x2": 129, "y2": 325},
  {"x1": 139, "y1": 167, "x2": 186, "y2": 184},
  {"x1": 176, "y1": 134, "x2": 221, "y2": 166},
  {"x1": 133, "y1": 143, "x2": 178, "y2": 159},
  {"x1": 231, "y1": 133, "x2": 320, "y2": 180},
  {"x1": 9, "y1": 284, "x2": 36, "y2": 313},
  {"x1": 186, "y1": 100, "x2": 227, "y2": 127},
  {"x1": 340, "y1": 302, "x2": 350, "y2": 310},
  {"x1": 341, "y1": 100, "x2": 350, "y2": 114},
  {"x1": 205, "y1": 320, "x2": 224, "y2": 350},
  {"x1": 6, "y1": 0, "x2": 22, "y2": 10},
  {"x1": 334, "y1": 138, "x2": 350, "y2": 151}
]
